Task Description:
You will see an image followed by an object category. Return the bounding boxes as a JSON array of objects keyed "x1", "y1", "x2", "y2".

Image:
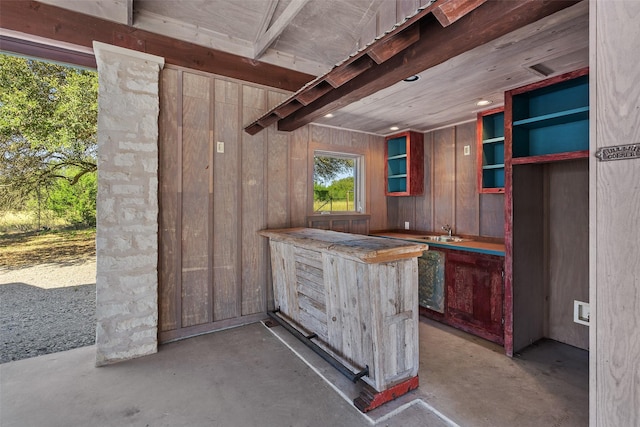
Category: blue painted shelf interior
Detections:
[
  {"x1": 512, "y1": 74, "x2": 589, "y2": 158},
  {"x1": 481, "y1": 111, "x2": 505, "y2": 189}
]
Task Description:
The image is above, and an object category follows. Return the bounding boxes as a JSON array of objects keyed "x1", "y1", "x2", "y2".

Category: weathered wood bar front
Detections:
[{"x1": 259, "y1": 228, "x2": 427, "y2": 412}]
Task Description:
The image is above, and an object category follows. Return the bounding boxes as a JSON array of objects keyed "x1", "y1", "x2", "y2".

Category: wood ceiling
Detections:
[{"x1": 22, "y1": 0, "x2": 589, "y2": 136}]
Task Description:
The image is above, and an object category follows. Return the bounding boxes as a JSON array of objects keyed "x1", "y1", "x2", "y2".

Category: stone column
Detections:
[{"x1": 93, "y1": 42, "x2": 164, "y2": 366}]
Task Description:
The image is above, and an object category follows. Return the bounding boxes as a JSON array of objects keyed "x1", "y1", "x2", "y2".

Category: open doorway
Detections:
[{"x1": 0, "y1": 52, "x2": 98, "y2": 363}]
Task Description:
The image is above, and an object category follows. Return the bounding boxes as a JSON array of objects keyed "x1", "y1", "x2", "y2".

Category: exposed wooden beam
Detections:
[
  {"x1": 275, "y1": 0, "x2": 581, "y2": 132},
  {"x1": 126, "y1": 0, "x2": 134, "y2": 26},
  {"x1": 253, "y1": 0, "x2": 310, "y2": 60},
  {"x1": 254, "y1": 0, "x2": 279, "y2": 43},
  {"x1": 432, "y1": 0, "x2": 488, "y2": 27},
  {"x1": 367, "y1": 25, "x2": 420, "y2": 64},
  {"x1": 0, "y1": 1, "x2": 313, "y2": 92},
  {"x1": 0, "y1": 35, "x2": 97, "y2": 68}
]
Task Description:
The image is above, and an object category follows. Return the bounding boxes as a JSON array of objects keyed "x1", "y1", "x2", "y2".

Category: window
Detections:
[{"x1": 313, "y1": 151, "x2": 364, "y2": 213}]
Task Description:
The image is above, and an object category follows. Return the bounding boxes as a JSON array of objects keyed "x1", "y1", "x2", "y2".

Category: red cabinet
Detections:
[
  {"x1": 419, "y1": 248, "x2": 504, "y2": 346},
  {"x1": 445, "y1": 251, "x2": 504, "y2": 345},
  {"x1": 385, "y1": 131, "x2": 424, "y2": 196}
]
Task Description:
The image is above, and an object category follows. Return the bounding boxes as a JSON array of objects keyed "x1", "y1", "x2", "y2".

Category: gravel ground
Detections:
[{"x1": 0, "y1": 260, "x2": 96, "y2": 364}]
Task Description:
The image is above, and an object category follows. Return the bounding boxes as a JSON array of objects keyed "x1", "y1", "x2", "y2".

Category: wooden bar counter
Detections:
[{"x1": 259, "y1": 228, "x2": 427, "y2": 411}]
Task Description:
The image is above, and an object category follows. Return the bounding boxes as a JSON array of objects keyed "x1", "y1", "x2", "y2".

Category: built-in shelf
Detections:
[
  {"x1": 385, "y1": 131, "x2": 424, "y2": 196},
  {"x1": 477, "y1": 107, "x2": 505, "y2": 193},
  {"x1": 509, "y1": 70, "x2": 589, "y2": 160},
  {"x1": 483, "y1": 136, "x2": 505, "y2": 144},
  {"x1": 512, "y1": 106, "x2": 589, "y2": 129},
  {"x1": 483, "y1": 164, "x2": 505, "y2": 170}
]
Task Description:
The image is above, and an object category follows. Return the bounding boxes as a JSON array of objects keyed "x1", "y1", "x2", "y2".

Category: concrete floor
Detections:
[{"x1": 0, "y1": 318, "x2": 588, "y2": 427}]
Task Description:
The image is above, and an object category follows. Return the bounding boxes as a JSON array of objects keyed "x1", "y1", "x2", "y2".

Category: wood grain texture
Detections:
[
  {"x1": 0, "y1": 1, "x2": 313, "y2": 91},
  {"x1": 265, "y1": 228, "x2": 420, "y2": 392},
  {"x1": 547, "y1": 160, "x2": 588, "y2": 350},
  {"x1": 289, "y1": 127, "x2": 309, "y2": 227},
  {"x1": 592, "y1": 2, "x2": 640, "y2": 425},
  {"x1": 180, "y1": 72, "x2": 211, "y2": 328},
  {"x1": 433, "y1": 127, "x2": 455, "y2": 232},
  {"x1": 454, "y1": 121, "x2": 479, "y2": 235},
  {"x1": 241, "y1": 85, "x2": 268, "y2": 316},
  {"x1": 158, "y1": 67, "x2": 179, "y2": 333},
  {"x1": 367, "y1": 133, "x2": 387, "y2": 231},
  {"x1": 479, "y1": 193, "x2": 504, "y2": 238},
  {"x1": 511, "y1": 164, "x2": 545, "y2": 352},
  {"x1": 413, "y1": 131, "x2": 433, "y2": 231},
  {"x1": 213, "y1": 78, "x2": 240, "y2": 322}
]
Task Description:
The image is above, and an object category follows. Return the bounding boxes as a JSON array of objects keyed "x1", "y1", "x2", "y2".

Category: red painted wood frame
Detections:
[
  {"x1": 503, "y1": 67, "x2": 589, "y2": 356},
  {"x1": 477, "y1": 106, "x2": 506, "y2": 194}
]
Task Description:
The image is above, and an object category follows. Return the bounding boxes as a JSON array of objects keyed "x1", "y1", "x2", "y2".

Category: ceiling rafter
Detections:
[
  {"x1": 254, "y1": 0, "x2": 279, "y2": 44},
  {"x1": 253, "y1": 0, "x2": 311, "y2": 60},
  {"x1": 244, "y1": 0, "x2": 581, "y2": 135}
]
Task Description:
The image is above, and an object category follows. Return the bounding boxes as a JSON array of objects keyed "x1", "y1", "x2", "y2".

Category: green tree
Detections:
[
  {"x1": 0, "y1": 54, "x2": 98, "y2": 210},
  {"x1": 327, "y1": 177, "x2": 354, "y2": 200},
  {"x1": 313, "y1": 155, "x2": 353, "y2": 184}
]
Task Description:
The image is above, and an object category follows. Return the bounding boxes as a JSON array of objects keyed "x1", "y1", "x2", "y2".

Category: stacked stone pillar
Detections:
[{"x1": 93, "y1": 42, "x2": 164, "y2": 366}]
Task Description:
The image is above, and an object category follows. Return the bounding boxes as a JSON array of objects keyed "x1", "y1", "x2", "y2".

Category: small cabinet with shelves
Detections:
[
  {"x1": 507, "y1": 68, "x2": 589, "y2": 164},
  {"x1": 385, "y1": 131, "x2": 424, "y2": 196},
  {"x1": 477, "y1": 107, "x2": 505, "y2": 193}
]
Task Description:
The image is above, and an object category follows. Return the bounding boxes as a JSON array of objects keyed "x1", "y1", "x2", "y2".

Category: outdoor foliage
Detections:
[
  {"x1": 0, "y1": 54, "x2": 98, "y2": 227},
  {"x1": 313, "y1": 155, "x2": 353, "y2": 184}
]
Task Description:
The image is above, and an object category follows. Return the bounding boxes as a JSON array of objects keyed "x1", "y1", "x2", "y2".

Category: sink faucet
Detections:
[{"x1": 442, "y1": 224, "x2": 453, "y2": 237}]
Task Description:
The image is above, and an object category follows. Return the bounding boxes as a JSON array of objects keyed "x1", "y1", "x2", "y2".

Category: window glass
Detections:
[{"x1": 313, "y1": 151, "x2": 363, "y2": 213}]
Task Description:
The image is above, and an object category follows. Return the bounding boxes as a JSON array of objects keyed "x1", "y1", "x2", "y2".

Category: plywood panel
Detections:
[
  {"x1": 158, "y1": 67, "x2": 179, "y2": 332},
  {"x1": 455, "y1": 122, "x2": 479, "y2": 235},
  {"x1": 592, "y1": 3, "x2": 640, "y2": 424},
  {"x1": 512, "y1": 164, "x2": 545, "y2": 352},
  {"x1": 213, "y1": 78, "x2": 240, "y2": 321},
  {"x1": 479, "y1": 193, "x2": 504, "y2": 238},
  {"x1": 289, "y1": 127, "x2": 309, "y2": 227},
  {"x1": 367, "y1": 133, "x2": 387, "y2": 231},
  {"x1": 547, "y1": 159, "x2": 589, "y2": 350},
  {"x1": 433, "y1": 127, "x2": 455, "y2": 232},
  {"x1": 267, "y1": 124, "x2": 290, "y2": 229},
  {"x1": 414, "y1": 131, "x2": 432, "y2": 231},
  {"x1": 241, "y1": 85, "x2": 267, "y2": 316},
  {"x1": 181, "y1": 71, "x2": 211, "y2": 327}
]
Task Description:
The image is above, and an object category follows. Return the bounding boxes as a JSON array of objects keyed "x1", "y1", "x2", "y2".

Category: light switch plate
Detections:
[
  {"x1": 217, "y1": 141, "x2": 225, "y2": 153},
  {"x1": 463, "y1": 145, "x2": 470, "y2": 156}
]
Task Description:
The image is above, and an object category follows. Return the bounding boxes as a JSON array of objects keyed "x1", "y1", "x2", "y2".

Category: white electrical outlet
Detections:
[
  {"x1": 217, "y1": 141, "x2": 225, "y2": 153},
  {"x1": 404, "y1": 221, "x2": 410, "y2": 230},
  {"x1": 464, "y1": 145, "x2": 470, "y2": 156},
  {"x1": 574, "y1": 300, "x2": 590, "y2": 326}
]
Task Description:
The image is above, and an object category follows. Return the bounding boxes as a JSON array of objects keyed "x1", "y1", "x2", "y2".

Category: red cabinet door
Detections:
[{"x1": 445, "y1": 251, "x2": 504, "y2": 345}]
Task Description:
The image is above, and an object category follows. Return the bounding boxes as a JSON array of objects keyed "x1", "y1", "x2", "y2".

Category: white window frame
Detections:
[{"x1": 312, "y1": 149, "x2": 365, "y2": 214}]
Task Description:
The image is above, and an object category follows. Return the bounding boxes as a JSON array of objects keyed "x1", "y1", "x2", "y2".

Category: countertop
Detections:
[
  {"x1": 370, "y1": 231, "x2": 505, "y2": 256},
  {"x1": 259, "y1": 227, "x2": 428, "y2": 263}
]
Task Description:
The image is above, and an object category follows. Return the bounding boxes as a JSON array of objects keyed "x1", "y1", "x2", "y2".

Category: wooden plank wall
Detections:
[
  {"x1": 158, "y1": 65, "x2": 387, "y2": 342},
  {"x1": 547, "y1": 159, "x2": 589, "y2": 350},
  {"x1": 387, "y1": 122, "x2": 505, "y2": 237},
  {"x1": 591, "y1": 2, "x2": 640, "y2": 425}
]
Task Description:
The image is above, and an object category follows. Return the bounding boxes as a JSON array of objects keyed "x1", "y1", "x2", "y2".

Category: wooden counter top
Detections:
[
  {"x1": 371, "y1": 231, "x2": 505, "y2": 256},
  {"x1": 260, "y1": 228, "x2": 428, "y2": 263}
]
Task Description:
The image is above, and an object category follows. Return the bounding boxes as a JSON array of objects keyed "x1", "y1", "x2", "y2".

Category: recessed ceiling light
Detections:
[
  {"x1": 403, "y1": 75, "x2": 420, "y2": 82},
  {"x1": 476, "y1": 99, "x2": 492, "y2": 106},
  {"x1": 390, "y1": 126, "x2": 399, "y2": 131},
  {"x1": 324, "y1": 113, "x2": 334, "y2": 118}
]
